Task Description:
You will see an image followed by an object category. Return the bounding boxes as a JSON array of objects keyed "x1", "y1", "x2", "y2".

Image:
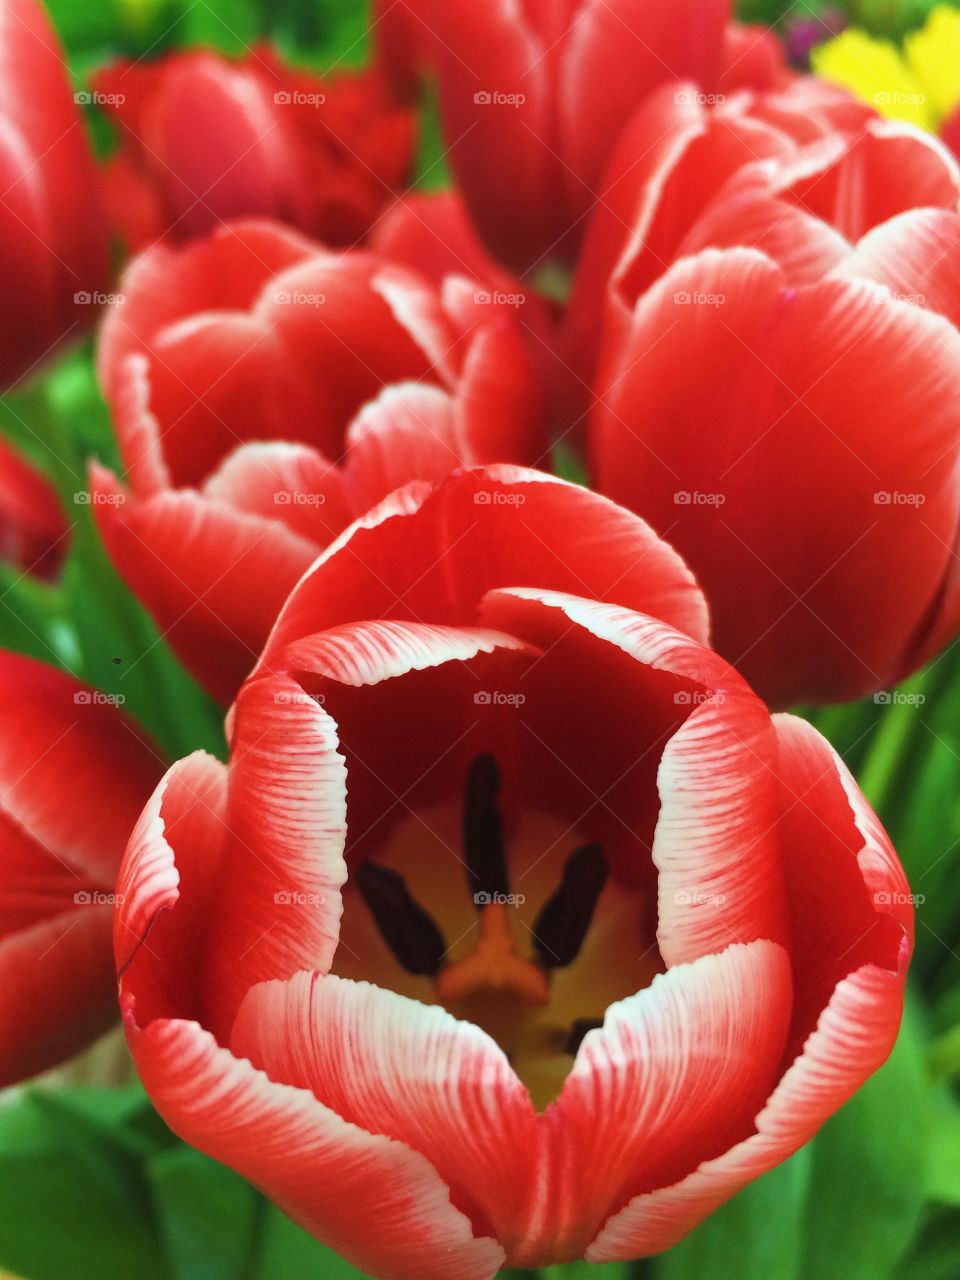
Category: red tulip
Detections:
[
  {"x1": 92, "y1": 221, "x2": 546, "y2": 702},
  {"x1": 0, "y1": 0, "x2": 109, "y2": 388},
  {"x1": 589, "y1": 119, "x2": 960, "y2": 706},
  {"x1": 0, "y1": 436, "x2": 68, "y2": 580},
  {"x1": 565, "y1": 77, "x2": 875, "y2": 397},
  {"x1": 92, "y1": 48, "x2": 416, "y2": 253},
  {"x1": 0, "y1": 652, "x2": 161, "y2": 1085},
  {"x1": 116, "y1": 467, "x2": 910, "y2": 1276},
  {"x1": 427, "y1": 0, "x2": 793, "y2": 275}
]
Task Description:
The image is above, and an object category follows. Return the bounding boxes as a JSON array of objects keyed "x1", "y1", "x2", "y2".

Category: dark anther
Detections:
[
  {"x1": 532, "y1": 843, "x2": 608, "y2": 968},
  {"x1": 355, "y1": 861, "x2": 447, "y2": 977},
  {"x1": 564, "y1": 1017, "x2": 604, "y2": 1056},
  {"x1": 463, "y1": 753, "x2": 511, "y2": 906}
]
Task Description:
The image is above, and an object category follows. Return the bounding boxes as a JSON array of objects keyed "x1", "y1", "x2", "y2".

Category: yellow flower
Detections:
[{"x1": 813, "y1": 4, "x2": 960, "y2": 132}]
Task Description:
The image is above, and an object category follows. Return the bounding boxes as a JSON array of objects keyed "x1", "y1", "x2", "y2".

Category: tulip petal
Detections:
[
  {"x1": 0, "y1": 437, "x2": 68, "y2": 579},
  {"x1": 115, "y1": 751, "x2": 228, "y2": 1026},
  {"x1": 371, "y1": 191, "x2": 522, "y2": 296},
  {"x1": 203, "y1": 441, "x2": 356, "y2": 545},
  {"x1": 0, "y1": 904, "x2": 116, "y2": 1086},
  {"x1": 0, "y1": 652, "x2": 160, "y2": 886},
  {"x1": 260, "y1": 468, "x2": 710, "y2": 672},
  {"x1": 232, "y1": 972, "x2": 539, "y2": 1249},
  {"x1": 553, "y1": 938, "x2": 791, "y2": 1263},
  {"x1": 99, "y1": 219, "x2": 317, "y2": 393},
  {"x1": 587, "y1": 963, "x2": 903, "y2": 1260},
  {"x1": 433, "y1": 0, "x2": 560, "y2": 273},
  {"x1": 772, "y1": 714, "x2": 911, "y2": 1055},
  {"x1": 125, "y1": 1017, "x2": 504, "y2": 1280},
  {"x1": 560, "y1": 0, "x2": 729, "y2": 216},
  {"x1": 585, "y1": 719, "x2": 910, "y2": 1261},
  {"x1": 763, "y1": 122, "x2": 960, "y2": 243},
  {"x1": 194, "y1": 673, "x2": 347, "y2": 1039},
  {"x1": 344, "y1": 382, "x2": 462, "y2": 507},
  {"x1": 90, "y1": 465, "x2": 318, "y2": 702},
  {"x1": 0, "y1": 652, "x2": 161, "y2": 1081},
  {"x1": 831, "y1": 206, "x2": 960, "y2": 331},
  {"x1": 479, "y1": 586, "x2": 784, "y2": 917},
  {"x1": 653, "y1": 698, "x2": 786, "y2": 965},
  {"x1": 592, "y1": 247, "x2": 960, "y2": 705}
]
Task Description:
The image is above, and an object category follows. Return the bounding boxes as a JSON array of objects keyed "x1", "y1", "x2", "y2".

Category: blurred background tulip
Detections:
[
  {"x1": 92, "y1": 47, "x2": 416, "y2": 252},
  {"x1": 0, "y1": 435, "x2": 68, "y2": 579},
  {"x1": 0, "y1": 0, "x2": 108, "y2": 389}
]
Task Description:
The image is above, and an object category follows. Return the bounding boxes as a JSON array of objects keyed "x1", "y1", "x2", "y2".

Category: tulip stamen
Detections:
[
  {"x1": 355, "y1": 860, "x2": 447, "y2": 977},
  {"x1": 564, "y1": 1017, "x2": 604, "y2": 1056},
  {"x1": 532, "y1": 843, "x2": 608, "y2": 969},
  {"x1": 463, "y1": 752, "x2": 511, "y2": 906}
]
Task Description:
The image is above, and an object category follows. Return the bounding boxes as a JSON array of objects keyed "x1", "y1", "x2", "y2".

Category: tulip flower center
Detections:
[{"x1": 335, "y1": 753, "x2": 661, "y2": 1108}]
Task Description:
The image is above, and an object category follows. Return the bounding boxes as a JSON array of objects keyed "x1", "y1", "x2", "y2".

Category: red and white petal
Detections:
[
  {"x1": 203, "y1": 441, "x2": 355, "y2": 547},
  {"x1": 107, "y1": 353, "x2": 171, "y2": 496},
  {"x1": 126, "y1": 1017, "x2": 504, "y2": 1280},
  {"x1": 232, "y1": 973, "x2": 539, "y2": 1253},
  {"x1": 259, "y1": 468, "x2": 710, "y2": 671},
  {"x1": 91, "y1": 465, "x2": 318, "y2": 703},
  {"x1": 344, "y1": 383, "x2": 462, "y2": 508},
  {"x1": 0, "y1": 651, "x2": 161, "y2": 886},
  {"x1": 591, "y1": 247, "x2": 960, "y2": 706},
  {"x1": 0, "y1": 904, "x2": 116, "y2": 1086},
  {"x1": 587, "y1": 962, "x2": 904, "y2": 1260},
  {"x1": 766, "y1": 122, "x2": 960, "y2": 243},
  {"x1": 772, "y1": 714, "x2": 911, "y2": 1054},
  {"x1": 653, "y1": 696, "x2": 787, "y2": 966},
  {"x1": 545, "y1": 939, "x2": 792, "y2": 1265},
  {"x1": 265, "y1": 618, "x2": 535, "y2": 869},
  {"x1": 115, "y1": 751, "x2": 228, "y2": 1028},
  {"x1": 831, "y1": 207, "x2": 960, "y2": 331},
  {"x1": 139, "y1": 309, "x2": 293, "y2": 488},
  {"x1": 584, "y1": 718, "x2": 910, "y2": 1261},
  {"x1": 477, "y1": 587, "x2": 782, "y2": 905},
  {"x1": 202, "y1": 674, "x2": 347, "y2": 1040},
  {"x1": 99, "y1": 218, "x2": 318, "y2": 392}
]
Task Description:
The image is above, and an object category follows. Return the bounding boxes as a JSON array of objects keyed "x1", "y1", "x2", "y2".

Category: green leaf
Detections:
[
  {"x1": 252, "y1": 1204, "x2": 372, "y2": 1278},
  {"x1": 0, "y1": 1088, "x2": 163, "y2": 1280},
  {"x1": 654, "y1": 1147, "x2": 811, "y2": 1280},
  {"x1": 147, "y1": 1146, "x2": 261, "y2": 1280},
  {"x1": 799, "y1": 999, "x2": 928, "y2": 1279}
]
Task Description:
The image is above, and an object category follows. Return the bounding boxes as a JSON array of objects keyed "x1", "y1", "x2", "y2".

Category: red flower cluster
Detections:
[{"x1": 0, "y1": 0, "x2": 940, "y2": 1272}]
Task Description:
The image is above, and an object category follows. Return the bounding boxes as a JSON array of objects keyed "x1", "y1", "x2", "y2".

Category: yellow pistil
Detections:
[{"x1": 436, "y1": 903, "x2": 550, "y2": 1007}]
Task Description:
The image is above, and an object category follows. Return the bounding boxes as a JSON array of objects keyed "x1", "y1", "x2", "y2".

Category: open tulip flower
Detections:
[
  {"x1": 0, "y1": 652, "x2": 161, "y2": 1086},
  {"x1": 588, "y1": 114, "x2": 960, "y2": 707},
  {"x1": 92, "y1": 48, "x2": 416, "y2": 253},
  {"x1": 0, "y1": 0, "x2": 108, "y2": 389},
  {"x1": 116, "y1": 468, "x2": 911, "y2": 1276},
  {"x1": 91, "y1": 220, "x2": 545, "y2": 702}
]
